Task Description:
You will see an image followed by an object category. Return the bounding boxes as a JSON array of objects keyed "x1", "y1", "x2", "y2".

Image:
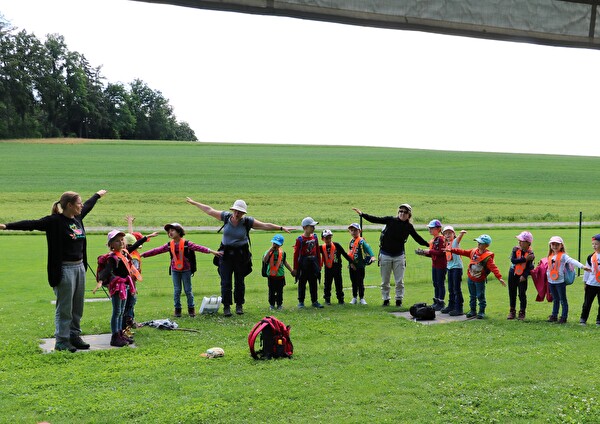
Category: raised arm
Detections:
[{"x1": 185, "y1": 197, "x2": 222, "y2": 220}]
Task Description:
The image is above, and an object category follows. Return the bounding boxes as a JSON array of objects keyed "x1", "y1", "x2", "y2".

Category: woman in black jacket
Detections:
[{"x1": 1, "y1": 189, "x2": 107, "y2": 352}]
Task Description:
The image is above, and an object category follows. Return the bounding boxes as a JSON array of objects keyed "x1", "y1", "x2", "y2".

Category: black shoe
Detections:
[
  {"x1": 395, "y1": 299, "x2": 402, "y2": 307},
  {"x1": 235, "y1": 305, "x2": 244, "y2": 315},
  {"x1": 440, "y1": 306, "x2": 452, "y2": 314},
  {"x1": 223, "y1": 306, "x2": 232, "y2": 317},
  {"x1": 382, "y1": 299, "x2": 390, "y2": 307},
  {"x1": 55, "y1": 341, "x2": 77, "y2": 353},
  {"x1": 70, "y1": 335, "x2": 90, "y2": 350},
  {"x1": 448, "y1": 310, "x2": 464, "y2": 316}
]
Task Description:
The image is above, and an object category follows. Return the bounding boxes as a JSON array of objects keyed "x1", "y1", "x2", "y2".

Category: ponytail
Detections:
[
  {"x1": 51, "y1": 201, "x2": 62, "y2": 215},
  {"x1": 52, "y1": 191, "x2": 80, "y2": 215}
]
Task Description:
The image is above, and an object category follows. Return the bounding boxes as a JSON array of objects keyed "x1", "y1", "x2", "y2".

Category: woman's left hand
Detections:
[{"x1": 96, "y1": 189, "x2": 107, "y2": 197}]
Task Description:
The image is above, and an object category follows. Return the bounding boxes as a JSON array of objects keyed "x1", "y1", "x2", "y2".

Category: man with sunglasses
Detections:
[{"x1": 352, "y1": 204, "x2": 429, "y2": 307}]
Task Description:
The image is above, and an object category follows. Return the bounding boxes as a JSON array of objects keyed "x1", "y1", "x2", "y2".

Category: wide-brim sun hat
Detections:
[
  {"x1": 164, "y1": 222, "x2": 185, "y2": 236},
  {"x1": 549, "y1": 236, "x2": 564, "y2": 245},
  {"x1": 230, "y1": 199, "x2": 247, "y2": 213},
  {"x1": 107, "y1": 229, "x2": 125, "y2": 245},
  {"x1": 474, "y1": 234, "x2": 492, "y2": 245},
  {"x1": 301, "y1": 217, "x2": 318, "y2": 227},
  {"x1": 516, "y1": 231, "x2": 533, "y2": 243}
]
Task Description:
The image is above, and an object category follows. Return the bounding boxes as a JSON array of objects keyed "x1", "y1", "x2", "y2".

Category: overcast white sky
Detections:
[{"x1": 1, "y1": 0, "x2": 599, "y2": 157}]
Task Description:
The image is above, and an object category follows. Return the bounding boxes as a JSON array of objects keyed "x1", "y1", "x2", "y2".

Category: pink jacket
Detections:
[{"x1": 531, "y1": 258, "x2": 552, "y2": 302}]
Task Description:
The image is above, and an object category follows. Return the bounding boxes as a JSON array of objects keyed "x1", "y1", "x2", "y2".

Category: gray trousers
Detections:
[
  {"x1": 379, "y1": 253, "x2": 406, "y2": 301},
  {"x1": 53, "y1": 262, "x2": 86, "y2": 342}
]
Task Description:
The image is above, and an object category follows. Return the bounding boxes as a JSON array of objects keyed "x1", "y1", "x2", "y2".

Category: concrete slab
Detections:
[
  {"x1": 392, "y1": 311, "x2": 473, "y2": 325},
  {"x1": 39, "y1": 333, "x2": 136, "y2": 353}
]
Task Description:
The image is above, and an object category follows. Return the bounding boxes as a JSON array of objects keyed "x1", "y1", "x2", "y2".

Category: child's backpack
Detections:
[
  {"x1": 248, "y1": 316, "x2": 293, "y2": 360},
  {"x1": 564, "y1": 262, "x2": 576, "y2": 285},
  {"x1": 96, "y1": 252, "x2": 115, "y2": 286},
  {"x1": 409, "y1": 302, "x2": 436, "y2": 320}
]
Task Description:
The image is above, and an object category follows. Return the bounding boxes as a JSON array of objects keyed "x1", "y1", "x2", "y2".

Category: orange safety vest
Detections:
[
  {"x1": 514, "y1": 248, "x2": 532, "y2": 276},
  {"x1": 445, "y1": 239, "x2": 453, "y2": 261},
  {"x1": 349, "y1": 237, "x2": 363, "y2": 260},
  {"x1": 469, "y1": 250, "x2": 493, "y2": 266},
  {"x1": 548, "y1": 252, "x2": 563, "y2": 281},
  {"x1": 129, "y1": 250, "x2": 142, "y2": 272},
  {"x1": 592, "y1": 252, "x2": 600, "y2": 283},
  {"x1": 269, "y1": 248, "x2": 284, "y2": 276},
  {"x1": 114, "y1": 250, "x2": 142, "y2": 282},
  {"x1": 170, "y1": 239, "x2": 185, "y2": 271},
  {"x1": 321, "y1": 243, "x2": 336, "y2": 268}
]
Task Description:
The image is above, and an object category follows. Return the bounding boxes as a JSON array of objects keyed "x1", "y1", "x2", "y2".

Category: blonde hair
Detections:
[{"x1": 51, "y1": 191, "x2": 80, "y2": 214}]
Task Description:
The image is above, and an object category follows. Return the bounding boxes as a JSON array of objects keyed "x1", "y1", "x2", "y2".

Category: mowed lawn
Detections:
[{"x1": 0, "y1": 139, "x2": 599, "y2": 423}]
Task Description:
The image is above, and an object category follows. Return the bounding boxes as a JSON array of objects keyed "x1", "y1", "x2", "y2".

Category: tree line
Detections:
[{"x1": 0, "y1": 16, "x2": 197, "y2": 141}]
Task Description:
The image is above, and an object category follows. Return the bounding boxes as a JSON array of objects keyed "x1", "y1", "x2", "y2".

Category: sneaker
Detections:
[
  {"x1": 547, "y1": 315, "x2": 558, "y2": 322},
  {"x1": 558, "y1": 316, "x2": 567, "y2": 324},
  {"x1": 277, "y1": 305, "x2": 283, "y2": 310},
  {"x1": 324, "y1": 299, "x2": 331, "y2": 306},
  {"x1": 55, "y1": 341, "x2": 77, "y2": 353},
  {"x1": 174, "y1": 308, "x2": 182, "y2": 318},
  {"x1": 596, "y1": 320, "x2": 600, "y2": 327},
  {"x1": 476, "y1": 313, "x2": 485, "y2": 319},
  {"x1": 507, "y1": 310, "x2": 516, "y2": 320},
  {"x1": 449, "y1": 310, "x2": 464, "y2": 316},
  {"x1": 312, "y1": 302, "x2": 324, "y2": 309},
  {"x1": 298, "y1": 302, "x2": 305, "y2": 309},
  {"x1": 69, "y1": 335, "x2": 90, "y2": 350},
  {"x1": 382, "y1": 299, "x2": 390, "y2": 307},
  {"x1": 440, "y1": 306, "x2": 452, "y2": 314},
  {"x1": 579, "y1": 318, "x2": 587, "y2": 325},
  {"x1": 338, "y1": 300, "x2": 345, "y2": 305},
  {"x1": 269, "y1": 305, "x2": 275, "y2": 311},
  {"x1": 188, "y1": 307, "x2": 196, "y2": 317},
  {"x1": 235, "y1": 305, "x2": 244, "y2": 315},
  {"x1": 223, "y1": 306, "x2": 232, "y2": 317},
  {"x1": 350, "y1": 298, "x2": 357, "y2": 305},
  {"x1": 466, "y1": 310, "x2": 477, "y2": 318},
  {"x1": 517, "y1": 310, "x2": 526, "y2": 321},
  {"x1": 432, "y1": 300, "x2": 445, "y2": 311},
  {"x1": 395, "y1": 299, "x2": 402, "y2": 307},
  {"x1": 359, "y1": 298, "x2": 367, "y2": 305},
  {"x1": 110, "y1": 333, "x2": 128, "y2": 348}
]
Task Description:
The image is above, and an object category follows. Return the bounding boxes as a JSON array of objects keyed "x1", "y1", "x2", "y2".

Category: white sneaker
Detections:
[
  {"x1": 350, "y1": 298, "x2": 357, "y2": 305},
  {"x1": 359, "y1": 298, "x2": 367, "y2": 305}
]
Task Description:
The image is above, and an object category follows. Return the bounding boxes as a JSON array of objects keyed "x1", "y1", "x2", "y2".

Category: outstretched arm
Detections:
[
  {"x1": 185, "y1": 197, "x2": 222, "y2": 220},
  {"x1": 251, "y1": 218, "x2": 294, "y2": 233}
]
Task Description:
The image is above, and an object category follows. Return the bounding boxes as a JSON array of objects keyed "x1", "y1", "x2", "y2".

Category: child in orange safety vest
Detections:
[
  {"x1": 141, "y1": 223, "x2": 222, "y2": 318},
  {"x1": 448, "y1": 234, "x2": 506, "y2": 319},
  {"x1": 347, "y1": 223, "x2": 376, "y2": 305},
  {"x1": 506, "y1": 231, "x2": 535, "y2": 321},
  {"x1": 262, "y1": 234, "x2": 294, "y2": 310},
  {"x1": 320, "y1": 229, "x2": 353, "y2": 305}
]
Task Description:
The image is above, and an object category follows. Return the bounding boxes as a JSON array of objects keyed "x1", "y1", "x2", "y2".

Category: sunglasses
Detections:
[{"x1": 398, "y1": 210, "x2": 409, "y2": 214}]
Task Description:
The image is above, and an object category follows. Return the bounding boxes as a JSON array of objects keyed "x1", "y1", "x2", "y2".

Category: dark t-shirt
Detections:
[{"x1": 61, "y1": 215, "x2": 86, "y2": 261}]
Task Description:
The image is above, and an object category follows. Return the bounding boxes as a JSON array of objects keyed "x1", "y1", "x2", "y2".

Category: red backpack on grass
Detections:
[{"x1": 248, "y1": 316, "x2": 293, "y2": 360}]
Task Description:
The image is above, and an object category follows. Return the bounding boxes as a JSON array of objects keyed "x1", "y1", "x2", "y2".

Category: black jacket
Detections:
[{"x1": 360, "y1": 213, "x2": 428, "y2": 256}]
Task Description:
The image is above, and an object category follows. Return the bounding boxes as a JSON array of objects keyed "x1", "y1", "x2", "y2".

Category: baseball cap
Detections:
[
  {"x1": 442, "y1": 225, "x2": 455, "y2": 235},
  {"x1": 107, "y1": 229, "x2": 125, "y2": 245},
  {"x1": 516, "y1": 231, "x2": 533, "y2": 243},
  {"x1": 301, "y1": 217, "x2": 318, "y2": 227},
  {"x1": 593, "y1": 234, "x2": 600, "y2": 242},
  {"x1": 200, "y1": 347, "x2": 224, "y2": 358},
  {"x1": 164, "y1": 222, "x2": 185, "y2": 236},
  {"x1": 474, "y1": 234, "x2": 492, "y2": 245},
  {"x1": 321, "y1": 229, "x2": 333, "y2": 238},
  {"x1": 230, "y1": 199, "x2": 247, "y2": 213},
  {"x1": 549, "y1": 236, "x2": 564, "y2": 245},
  {"x1": 124, "y1": 233, "x2": 136, "y2": 245},
  {"x1": 427, "y1": 219, "x2": 442, "y2": 228},
  {"x1": 270, "y1": 234, "x2": 284, "y2": 246},
  {"x1": 348, "y1": 223, "x2": 361, "y2": 230},
  {"x1": 398, "y1": 203, "x2": 412, "y2": 213}
]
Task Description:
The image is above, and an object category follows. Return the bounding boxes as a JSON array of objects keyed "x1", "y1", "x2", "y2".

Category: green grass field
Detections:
[{"x1": 1, "y1": 139, "x2": 599, "y2": 423}]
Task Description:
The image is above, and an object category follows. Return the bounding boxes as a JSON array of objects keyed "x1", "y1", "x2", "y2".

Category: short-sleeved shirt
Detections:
[{"x1": 220, "y1": 211, "x2": 255, "y2": 247}]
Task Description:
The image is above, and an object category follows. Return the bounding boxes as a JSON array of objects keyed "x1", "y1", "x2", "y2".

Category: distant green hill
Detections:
[{"x1": 0, "y1": 139, "x2": 596, "y2": 226}]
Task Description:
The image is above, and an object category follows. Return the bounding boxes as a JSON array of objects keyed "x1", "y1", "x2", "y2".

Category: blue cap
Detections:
[
  {"x1": 593, "y1": 234, "x2": 600, "y2": 242},
  {"x1": 270, "y1": 234, "x2": 284, "y2": 246},
  {"x1": 474, "y1": 234, "x2": 492, "y2": 245},
  {"x1": 427, "y1": 219, "x2": 442, "y2": 228}
]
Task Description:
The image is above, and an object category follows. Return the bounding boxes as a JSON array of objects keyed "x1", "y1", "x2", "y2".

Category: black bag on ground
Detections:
[{"x1": 409, "y1": 302, "x2": 436, "y2": 320}]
